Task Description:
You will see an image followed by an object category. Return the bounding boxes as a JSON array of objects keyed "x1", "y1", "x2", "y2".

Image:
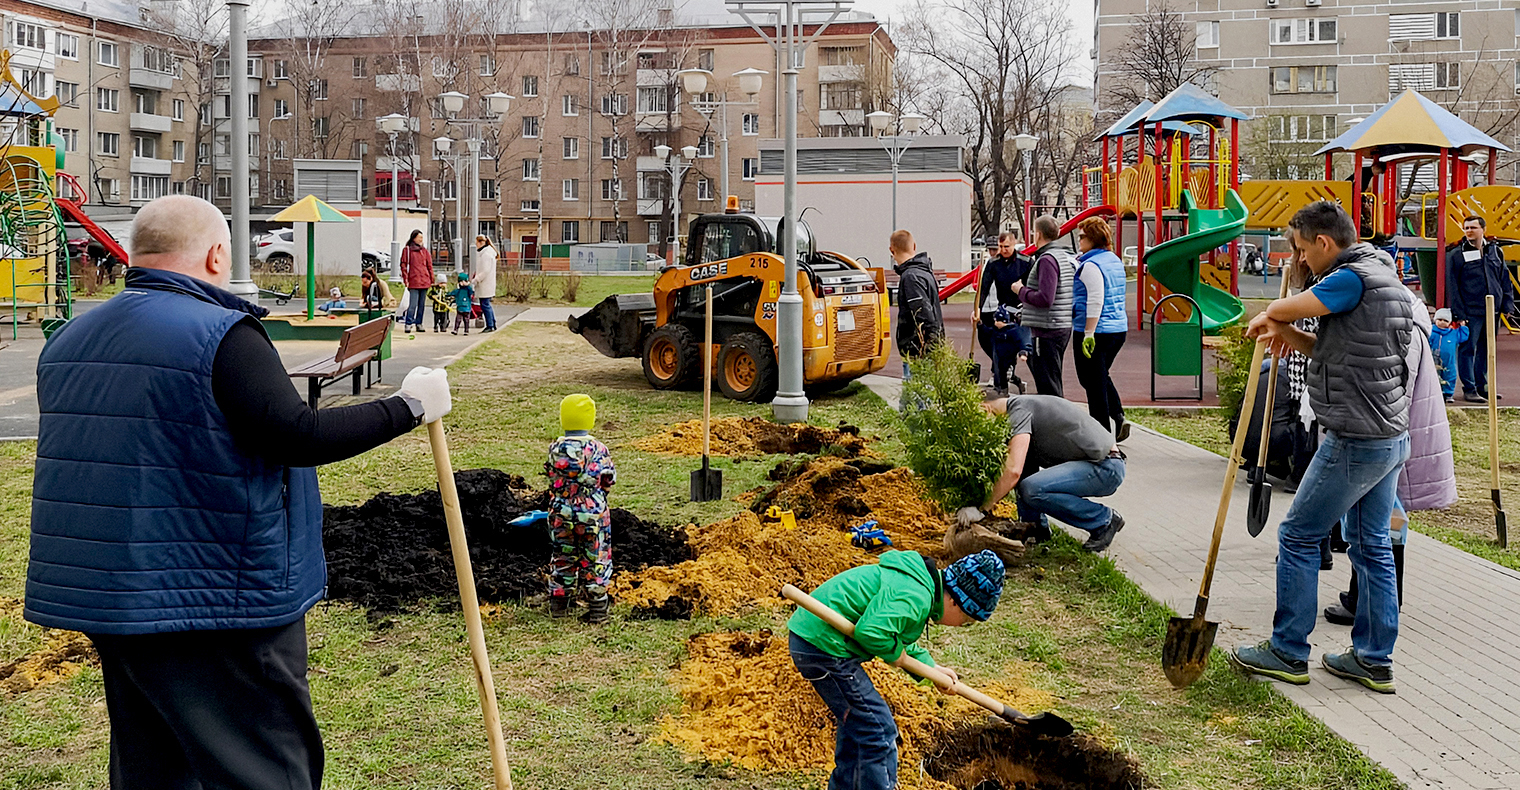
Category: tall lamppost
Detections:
[
  {"x1": 434, "y1": 135, "x2": 461, "y2": 268},
  {"x1": 677, "y1": 67, "x2": 766, "y2": 203},
  {"x1": 377, "y1": 113, "x2": 409, "y2": 283},
  {"x1": 439, "y1": 90, "x2": 514, "y2": 273},
  {"x1": 727, "y1": 0, "x2": 850, "y2": 424},
  {"x1": 1013, "y1": 132, "x2": 1038, "y2": 235},
  {"x1": 865, "y1": 110, "x2": 926, "y2": 231},
  {"x1": 653, "y1": 143, "x2": 699, "y2": 264},
  {"x1": 226, "y1": 0, "x2": 256, "y2": 297}
]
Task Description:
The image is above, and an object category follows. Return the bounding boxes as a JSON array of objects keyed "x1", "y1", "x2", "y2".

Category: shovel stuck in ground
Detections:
[
  {"x1": 690, "y1": 284, "x2": 723, "y2": 502},
  {"x1": 1163, "y1": 339, "x2": 1267, "y2": 689},
  {"x1": 1246, "y1": 271, "x2": 1290, "y2": 537},
  {"x1": 780, "y1": 584, "x2": 1074, "y2": 738},
  {"x1": 1489, "y1": 295, "x2": 1507, "y2": 547}
]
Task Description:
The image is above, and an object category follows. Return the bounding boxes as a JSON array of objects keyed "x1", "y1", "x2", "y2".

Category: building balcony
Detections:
[
  {"x1": 634, "y1": 113, "x2": 681, "y2": 133},
  {"x1": 129, "y1": 112, "x2": 173, "y2": 134},
  {"x1": 375, "y1": 74, "x2": 421, "y2": 92},
  {"x1": 129, "y1": 67, "x2": 174, "y2": 92},
  {"x1": 130, "y1": 157, "x2": 173, "y2": 176},
  {"x1": 637, "y1": 198, "x2": 665, "y2": 216},
  {"x1": 377, "y1": 155, "x2": 420, "y2": 173},
  {"x1": 818, "y1": 65, "x2": 864, "y2": 83},
  {"x1": 819, "y1": 109, "x2": 864, "y2": 127}
]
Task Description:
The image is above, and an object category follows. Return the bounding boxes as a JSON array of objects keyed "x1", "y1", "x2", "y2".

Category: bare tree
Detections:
[
  {"x1": 583, "y1": 0, "x2": 666, "y2": 242},
  {"x1": 144, "y1": 0, "x2": 226, "y2": 200},
  {"x1": 1240, "y1": 115, "x2": 1326, "y2": 181},
  {"x1": 1107, "y1": 2, "x2": 1214, "y2": 110}
]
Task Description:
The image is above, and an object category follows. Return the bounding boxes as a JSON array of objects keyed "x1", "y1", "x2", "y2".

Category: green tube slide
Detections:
[{"x1": 1142, "y1": 188, "x2": 1248, "y2": 333}]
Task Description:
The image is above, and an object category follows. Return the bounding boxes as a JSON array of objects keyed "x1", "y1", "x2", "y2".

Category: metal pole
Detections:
[
  {"x1": 1021, "y1": 150, "x2": 1032, "y2": 236},
  {"x1": 672, "y1": 157, "x2": 682, "y2": 264},
  {"x1": 890, "y1": 139, "x2": 898, "y2": 230},
  {"x1": 389, "y1": 131, "x2": 401, "y2": 284},
  {"x1": 720, "y1": 98, "x2": 730, "y2": 202},
  {"x1": 772, "y1": 2, "x2": 808, "y2": 422},
  {"x1": 468, "y1": 133, "x2": 481, "y2": 274},
  {"x1": 453, "y1": 154, "x2": 463, "y2": 271},
  {"x1": 226, "y1": 0, "x2": 256, "y2": 297}
]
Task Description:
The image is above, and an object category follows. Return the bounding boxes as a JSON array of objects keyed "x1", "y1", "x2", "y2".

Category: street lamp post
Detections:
[
  {"x1": 377, "y1": 113, "x2": 408, "y2": 284},
  {"x1": 440, "y1": 90, "x2": 514, "y2": 273},
  {"x1": 1013, "y1": 132, "x2": 1038, "y2": 235},
  {"x1": 653, "y1": 143, "x2": 699, "y2": 264},
  {"x1": 727, "y1": 0, "x2": 850, "y2": 424},
  {"x1": 678, "y1": 67, "x2": 766, "y2": 203},
  {"x1": 865, "y1": 110, "x2": 926, "y2": 230},
  {"x1": 226, "y1": 0, "x2": 256, "y2": 297}
]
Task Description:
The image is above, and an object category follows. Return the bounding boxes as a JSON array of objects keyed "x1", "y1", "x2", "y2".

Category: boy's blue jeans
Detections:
[
  {"x1": 1016, "y1": 457, "x2": 1125, "y2": 533},
  {"x1": 1272, "y1": 431, "x2": 1410, "y2": 667},
  {"x1": 789, "y1": 633, "x2": 898, "y2": 790}
]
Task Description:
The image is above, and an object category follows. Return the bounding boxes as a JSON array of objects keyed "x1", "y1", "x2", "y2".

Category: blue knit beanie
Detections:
[{"x1": 943, "y1": 550, "x2": 1005, "y2": 622}]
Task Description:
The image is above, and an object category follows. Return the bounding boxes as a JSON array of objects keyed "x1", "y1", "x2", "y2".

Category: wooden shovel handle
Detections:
[
  {"x1": 1488, "y1": 295, "x2": 1500, "y2": 492},
  {"x1": 1196, "y1": 339, "x2": 1267, "y2": 614},
  {"x1": 428, "y1": 420, "x2": 514, "y2": 790},
  {"x1": 1253, "y1": 273, "x2": 1291, "y2": 469}
]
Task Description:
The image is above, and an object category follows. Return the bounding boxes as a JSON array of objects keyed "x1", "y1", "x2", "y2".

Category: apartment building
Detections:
[
  {"x1": 1093, "y1": 1, "x2": 1520, "y2": 181},
  {"x1": 0, "y1": 0, "x2": 208, "y2": 207},
  {"x1": 249, "y1": 6, "x2": 894, "y2": 251}
]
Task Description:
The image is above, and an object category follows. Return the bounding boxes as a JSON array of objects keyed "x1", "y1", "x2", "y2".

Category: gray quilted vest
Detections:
[
  {"x1": 1022, "y1": 245, "x2": 1076, "y2": 331},
  {"x1": 1308, "y1": 244, "x2": 1414, "y2": 439}
]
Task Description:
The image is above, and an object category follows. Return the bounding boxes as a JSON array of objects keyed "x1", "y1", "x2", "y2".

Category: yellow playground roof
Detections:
[
  {"x1": 1315, "y1": 89, "x2": 1511, "y2": 156},
  {"x1": 269, "y1": 194, "x2": 353, "y2": 223}
]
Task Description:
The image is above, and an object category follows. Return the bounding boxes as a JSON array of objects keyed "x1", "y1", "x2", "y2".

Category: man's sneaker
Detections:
[
  {"x1": 1465, "y1": 392, "x2": 1487, "y2": 404},
  {"x1": 1084, "y1": 511, "x2": 1126, "y2": 553},
  {"x1": 1229, "y1": 640, "x2": 1310, "y2": 685},
  {"x1": 1323, "y1": 604, "x2": 1354, "y2": 625},
  {"x1": 1322, "y1": 649, "x2": 1395, "y2": 693},
  {"x1": 548, "y1": 594, "x2": 572, "y2": 618},
  {"x1": 1011, "y1": 374, "x2": 1027, "y2": 395}
]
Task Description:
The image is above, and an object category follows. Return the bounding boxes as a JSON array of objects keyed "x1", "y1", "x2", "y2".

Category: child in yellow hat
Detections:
[{"x1": 545, "y1": 394, "x2": 617, "y2": 623}]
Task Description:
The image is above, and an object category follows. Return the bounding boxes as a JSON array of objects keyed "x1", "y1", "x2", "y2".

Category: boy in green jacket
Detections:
[{"x1": 788, "y1": 549, "x2": 1004, "y2": 790}]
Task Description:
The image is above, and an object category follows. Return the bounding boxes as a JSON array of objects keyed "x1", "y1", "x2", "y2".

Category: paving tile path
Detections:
[{"x1": 861, "y1": 375, "x2": 1520, "y2": 788}]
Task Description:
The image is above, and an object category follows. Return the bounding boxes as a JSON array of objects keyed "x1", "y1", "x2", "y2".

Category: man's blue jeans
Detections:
[
  {"x1": 1016, "y1": 457, "x2": 1125, "y2": 533},
  {"x1": 1458, "y1": 313, "x2": 1489, "y2": 396},
  {"x1": 789, "y1": 633, "x2": 897, "y2": 790},
  {"x1": 1272, "y1": 431, "x2": 1409, "y2": 667}
]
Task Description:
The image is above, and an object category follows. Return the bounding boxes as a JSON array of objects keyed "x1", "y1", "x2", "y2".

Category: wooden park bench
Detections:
[{"x1": 287, "y1": 315, "x2": 392, "y2": 408}]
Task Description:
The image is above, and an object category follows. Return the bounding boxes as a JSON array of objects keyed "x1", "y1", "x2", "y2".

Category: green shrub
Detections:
[
  {"x1": 1213, "y1": 324, "x2": 1256, "y2": 423},
  {"x1": 895, "y1": 344, "x2": 1010, "y2": 511}
]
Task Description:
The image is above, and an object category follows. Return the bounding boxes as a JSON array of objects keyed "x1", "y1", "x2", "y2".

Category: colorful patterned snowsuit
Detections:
[{"x1": 545, "y1": 433, "x2": 616, "y2": 598}]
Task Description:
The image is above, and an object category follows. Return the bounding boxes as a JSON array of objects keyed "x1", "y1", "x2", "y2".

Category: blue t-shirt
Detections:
[{"x1": 1309, "y1": 268, "x2": 1364, "y2": 314}]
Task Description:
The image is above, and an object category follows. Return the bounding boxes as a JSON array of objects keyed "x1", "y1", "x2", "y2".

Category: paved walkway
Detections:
[{"x1": 863, "y1": 377, "x2": 1520, "y2": 788}]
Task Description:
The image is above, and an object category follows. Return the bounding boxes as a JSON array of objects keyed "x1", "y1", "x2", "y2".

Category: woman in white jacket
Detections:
[{"x1": 471, "y1": 235, "x2": 499, "y2": 332}]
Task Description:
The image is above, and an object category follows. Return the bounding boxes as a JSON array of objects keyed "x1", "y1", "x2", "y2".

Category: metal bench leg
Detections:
[
  {"x1": 308, "y1": 378, "x2": 321, "y2": 410},
  {"x1": 352, "y1": 368, "x2": 362, "y2": 396}
]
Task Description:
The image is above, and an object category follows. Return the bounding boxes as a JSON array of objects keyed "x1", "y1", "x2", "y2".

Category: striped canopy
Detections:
[
  {"x1": 1315, "y1": 90, "x2": 1511, "y2": 155},
  {"x1": 269, "y1": 194, "x2": 353, "y2": 223}
]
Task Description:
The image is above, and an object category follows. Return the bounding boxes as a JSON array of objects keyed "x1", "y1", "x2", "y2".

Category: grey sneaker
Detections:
[
  {"x1": 1084, "y1": 511, "x2": 1125, "y2": 553},
  {"x1": 1229, "y1": 640, "x2": 1310, "y2": 685},
  {"x1": 583, "y1": 595, "x2": 611, "y2": 624},
  {"x1": 548, "y1": 594, "x2": 572, "y2": 618},
  {"x1": 1322, "y1": 649, "x2": 1395, "y2": 694}
]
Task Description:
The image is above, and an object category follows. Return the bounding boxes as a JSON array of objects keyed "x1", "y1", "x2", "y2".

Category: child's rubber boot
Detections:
[
  {"x1": 548, "y1": 594, "x2": 572, "y2": 618},
  {"x1": 583, "y1": 595, "x2": 610, "y2": 625}
]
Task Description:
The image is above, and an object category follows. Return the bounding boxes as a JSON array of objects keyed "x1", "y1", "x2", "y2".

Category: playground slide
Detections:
[
  {"x1": 1142, "y1": 189, "x2": 1247, "y2": 333},
  {"x1": 938, "y1": 204, "x2": 1118, "y2": 301},
  {"x1": 56, "y1": 197, "x2": 128, "y2": 266}
]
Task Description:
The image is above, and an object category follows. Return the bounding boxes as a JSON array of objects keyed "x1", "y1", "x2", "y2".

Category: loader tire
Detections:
[
  {"x1": 643, "y1": 324, "x2": 700, "y2": 390},
  {"x1": 717, "y1": 332, "x2": 779, "y2": 402}
]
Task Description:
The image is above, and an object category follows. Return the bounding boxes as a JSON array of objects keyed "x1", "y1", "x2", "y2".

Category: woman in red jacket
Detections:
[{"x1": 400, "y1": 229, "x2": 434, "y2": 332}]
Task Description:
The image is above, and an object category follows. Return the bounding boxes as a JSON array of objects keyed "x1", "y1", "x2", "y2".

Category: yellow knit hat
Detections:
[{"x1": 560, "y1": 393, "x2": 596, "y2": 432}]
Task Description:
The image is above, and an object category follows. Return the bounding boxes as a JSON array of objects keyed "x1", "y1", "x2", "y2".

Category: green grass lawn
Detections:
[{"x1": 0, "y1": 327, "x2": 1400, "y2": 789}]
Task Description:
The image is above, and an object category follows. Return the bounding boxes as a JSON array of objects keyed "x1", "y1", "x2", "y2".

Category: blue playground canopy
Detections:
[
  {"x1": 1097, "y1": 100, "x2": 1201, "y2": 140},
  {"x1": 1144, "y1": 83, "x2": 1249, "y2": 124}
]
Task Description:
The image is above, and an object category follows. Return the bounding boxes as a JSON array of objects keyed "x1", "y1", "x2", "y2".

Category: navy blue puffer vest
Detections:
[{"x1": 25, "y1": 268, "x2": 325, "y2": 634}]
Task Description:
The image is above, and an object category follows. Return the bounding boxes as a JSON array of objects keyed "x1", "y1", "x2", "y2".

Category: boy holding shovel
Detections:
[{"x1": 788, "y1": 550, "x2": 1005, "y2": 790}]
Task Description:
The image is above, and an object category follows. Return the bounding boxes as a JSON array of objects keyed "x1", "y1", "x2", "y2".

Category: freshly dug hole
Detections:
[
  {"x1": 630, "y1": 417, "x2": 868, "y2": 458},
  {"x1": 923, "y1": 723, "x2": 1144, "y2": 790},
  {"x1": 323, "y1": 469, "x2": 690, "y2": 611}
]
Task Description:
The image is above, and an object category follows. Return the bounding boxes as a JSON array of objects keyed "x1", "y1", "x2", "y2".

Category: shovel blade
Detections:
[
  {"x1": 690, "y1": 468, "x2": 723, "y2": 502},
  {"x1": 1162, "y1": 615, "x2": 1218, "y2": 689},
  {"x1": 1003, "y1": 709, "x2": 1075, "y2": 738},
  {"x1": 1246, "y1": 476, "x2": 1272, "y2": 538}
]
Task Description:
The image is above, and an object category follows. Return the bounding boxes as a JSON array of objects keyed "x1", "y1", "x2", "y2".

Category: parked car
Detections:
[
  {"x1": 254, "y1": 229, "x2": 295, "y2": 273},
  {"x1": 362, "y1": 248, "x2": 390, "y2": 272},
  {"x1": 1239, "y1": 242, "x2": 1264, "y2": 274}
]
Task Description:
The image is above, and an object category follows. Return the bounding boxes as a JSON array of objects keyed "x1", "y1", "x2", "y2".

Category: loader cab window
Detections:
[
  {"x1": 765, "y1": 218, "x2": 814, "y2": 259},
  {"x1": 690, "y1": 219, "x2": 764, "y2": 266}
]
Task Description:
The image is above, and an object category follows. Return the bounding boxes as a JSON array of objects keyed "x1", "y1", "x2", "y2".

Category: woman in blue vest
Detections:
[{"x1": 1072, "y1": 216, "x2": 1130, "y2": 441}]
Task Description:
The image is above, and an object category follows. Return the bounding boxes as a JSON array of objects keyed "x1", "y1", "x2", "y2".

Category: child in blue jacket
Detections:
[
  {"x1": 449, "y1": 272, "x2": 475, "y2": 335},
  {"x1": 1431, "y1": 308, "x2": 1467, "y2": 403}
]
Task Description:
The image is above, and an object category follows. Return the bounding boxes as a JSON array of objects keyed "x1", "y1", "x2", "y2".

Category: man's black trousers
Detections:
[
  {"x1": 88, "y1": 618, "x2": 323, "y2": 790},
  {"x1": 1028, "y1": 330, "x2": 1069, "y2": 397}
]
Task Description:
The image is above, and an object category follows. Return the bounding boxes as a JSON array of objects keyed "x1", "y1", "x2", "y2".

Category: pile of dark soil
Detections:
[
  {"x1": 923, "y1": 723, "x2": 1144, "y2": 790},
  {"x1": 323, "y1": 469, "x2": 691, "y2": 611}
]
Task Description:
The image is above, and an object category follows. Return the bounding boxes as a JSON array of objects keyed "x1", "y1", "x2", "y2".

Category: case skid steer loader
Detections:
[{"x1": 568, "y1": 208, "x2": 890, "y2": 402}]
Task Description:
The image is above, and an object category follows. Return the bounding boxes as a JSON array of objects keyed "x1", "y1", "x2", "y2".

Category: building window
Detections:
[
  {"x1": 600, "y1": 178, "x2": 623, "y2": 201},
  {"x1": 562, "y1": 94, "x2": 579, "y2": 116},
  {"x1": 173, "y1": 181, "x2": 185, "y2": 195},
  {"x1": 1389, "y1": 12, "x2": 1459, "y2": 41},
  {"x1": 434, "y1": 180, "x2": 458, "y2": 201},
  {"x1": 97, "y1": 88, "x2": 120, "y2": 112},
  {"x1": 742, "y1": 158, "x2": 759, "y2": 181},
  {"x1": 698, "y1": 48, "x2": 715, "y2": 71},
  {"x1": 1196, "y1": 20, "x2": 1220, "y2": 49},
  {"x1": 523, "y1": 158, "x2": 540, "y2": 181},
  {"x1": 198, "y1": 142, "x2": 210, "y2": 164},
  {"x1": 697, "y1": 177, "x2": 712, "y2": 201},
  {"x1": 697, "y1": 135, "x2": 714, "y2": 158},
  {"x1": 637, "y1": 86, "x2": 669, "y2": 114},
  {"x1": 563, "y1": 178, "x2": 580, "y2": 200},
  {"x1": 247, "y1": 59, "x2": 262, "y2": 78},
  {"x1": 313, "y1": 79, "x2": 329, "y2": 100},
  {"x1": 521, "y1": 199, "x2": 540, "y2": 213},
  {"x1": 352, "y1": 97, "x2": 366, "y2": 118},
  {"x1": 274, "y1": 99, "x2": 289, "y2": 118},
  {"x1": 55, "y1": 32, "x2": 78, "y2": 59},
  {"x1": 98, "y1": 41, "x2": 119, "y2": 67},
  {"x1": 172, "y1": 99, "x2": 185, "y2": 120},
  {"x1": 9, "y1": 21, "x2": 42, "y2": 50},
  {"x1": 563, "y1": 137, "x2": 580, "y2": 159},
  {"x1": 1389, "y1": 63, "x2": 1454, "y2": 93},
  {"x1": 272, "y1": 60, "x2": 288, "y2": 79},
  {"x1": 58, "y1": 128, "x2": 78, "y2": 152},
  {"x1": 1271, "y1": 18, "x2": 1336, "y2": 45},
  {"x1": 216, "y1": 176, "x2": 232, "y2": 198},
  {"x1": 98, "y1": 132, "x2": 120, "y2": 156},
  {"x1": 102, "y1": 178, "x2": 121, "y2": 202},
  {"x1": 648, "y1": 221, "x2": 662, "y2": 244},
  {"x1": 1267, "y1": 115, "x2": 1337, "y2": 143},
  {"x1": 131, "y1": 175, "x2": 169, "y2": 202},
  {"x1": 273, "y1": 139, "x2": 288, "y2": 160},
  {"x1": 56, "y1": 81, "x2": 78, "y2": 107},
  {"x1": 562, "y1": 220, "x2": 580, "y2": 243},
  {"x1": 350, "y1": 140, "x2": 368, "y2": 159},
  {"x1": 248, "y1": 94, "x2": 259, "y2": 118},
  {"x1": 742, "y1": 113, "x2": 759, "y2": 135},
  {"x1": 821, "y1": 83, "x2": 861, "y2": 111},
  {"x1": 429, "y1": 97, "x2": 446, "y2": 119},
  {"x1": 1270, "y1": 65, "x2": 1336, "y2": 94},
  {"x1": 312, "y1": 116, "x2": 329, "y2": 139},
  {"x1": 821, "y1": 46, "x2": 864, "y2": 66},
  {"x1": 480, "y1": 136, "x2": 497, "y2": 159},
  {"x1": 376, "y1": 172, "x2": 415, "y2": 201},
  {"x1": 522, "y1": 75, "x2": 539, "y2": 97},
  {"x1": 173, "y1": 140, "x2": 185, "y2": 162},
  {"x1": 353, "y1": 56, "x2": 368, "y2": 78},
  {"x1": 522, "y1": 116, "x2": 540, "y2": 138},
  {"x1": 638, "y1": 172, "x2": 667, "y2": 201},
  {"x1": 599, "y1": 220, "x2": 626, "y2": 241},
  {"x1": 600, "y1": 94, "x2": 627, "y2": 116},
  {"x1": 564, "y1": 53, "x2": 581, "y2": 76},
  {"x1": 601, "y1": 136, "x2": 627, "y2": 160},
  {"x1": 477, "y1": 179, "x2": 496, "y2": 201},
  {"x1": 133, "y1": 135, "x2": 157, "y2": 158},
  {"x1": 1435, "y1": 12, "x2": 1459, "y2": 38},
  {"x1": 480, "y1": 54, "x2": 496, "y2": 76},
  {"x1": 1435, "y1": 62, "x2": 1461, "y2": 89}
]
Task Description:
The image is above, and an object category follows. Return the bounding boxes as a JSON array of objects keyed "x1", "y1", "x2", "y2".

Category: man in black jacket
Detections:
[
  {"x1": 1445, "y1": 215, "x2": 1514, "y2": 403},
  {"x1": 892, "y1": 229, "x2": 944, "y2": 376}
]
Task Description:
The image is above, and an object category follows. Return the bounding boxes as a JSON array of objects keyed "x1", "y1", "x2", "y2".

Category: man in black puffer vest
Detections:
[
  {"x1": 892, "y1": 229, "x2": 944, "y2": 374},
  {"x1": 1229, "y1": 201, "x2": 1412, "y2": 695}
]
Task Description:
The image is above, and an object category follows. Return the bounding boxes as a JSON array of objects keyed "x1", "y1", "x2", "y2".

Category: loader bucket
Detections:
[{"x1": 568, "y1": 293, "x2": 657, "y2": 359}]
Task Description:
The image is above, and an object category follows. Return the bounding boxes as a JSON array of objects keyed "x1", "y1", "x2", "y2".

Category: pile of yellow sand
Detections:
[
  {"x1": 630, "y1": 417, "x2": 869, "y2": 458},
  {"x1": 0, "y1": 629, "x2": 97, "y2": 694}
]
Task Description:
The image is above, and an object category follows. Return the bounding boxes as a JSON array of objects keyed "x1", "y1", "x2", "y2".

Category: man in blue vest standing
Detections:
[{"x1": 25, "y1": 195, "x2": 452, "y2": 789}]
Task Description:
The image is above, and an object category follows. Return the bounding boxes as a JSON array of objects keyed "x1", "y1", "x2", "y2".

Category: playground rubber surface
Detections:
[{"x1": 322, "y1": 468, "x2": 691, "y2": 611}]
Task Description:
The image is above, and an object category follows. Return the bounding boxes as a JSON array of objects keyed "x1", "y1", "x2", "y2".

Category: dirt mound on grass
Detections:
[
  {"x1": 0, "y1": 630, "x2": 97, "y2": 695},
  {"x1": 922, "y1": 722, "x2": 1145, "y2": 789},
  {"x1": 323, "y1": 469, "x2": 690, "y2": 611},
  {"x1": 630, "y1": 417, "x2": 869, "y2": 458},
  {"x1": 748, "y1": 456, "x2": 955, "y2": 557},
  {"x1": 659, "y1": 630, "x2": 1062, "y2": 787}
]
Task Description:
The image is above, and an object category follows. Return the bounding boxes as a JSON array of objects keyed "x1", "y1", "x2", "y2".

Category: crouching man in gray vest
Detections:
[{"x1": 1230, "y1": 201, "x2": 1412, "y2": 694}]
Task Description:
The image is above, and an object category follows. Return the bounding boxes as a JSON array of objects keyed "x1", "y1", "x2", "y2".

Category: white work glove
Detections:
[
  {"x1": 955, "y1": 506, "x2": 985, "y2": 527},
  {"x1": 398, "y1": 366, "x2": 452, "y2": 424}
]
